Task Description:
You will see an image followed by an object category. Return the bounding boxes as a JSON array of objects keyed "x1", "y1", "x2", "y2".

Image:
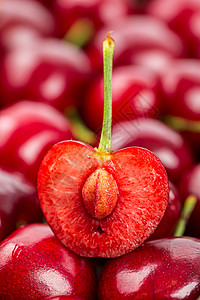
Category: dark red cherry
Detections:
[
  {"x1": 80, "y1": 65, "x2": 161, "y2": 132},
  {"x1": 148, "y1": 182, "x2": 181, "y2": 240},
  {"x1": 179, "y1": 163, "x2": 200, "y2": 238},
  {"x1": 98, "y1": 237, "x2": 200, "y2": 299},
  {"x1": 0, "y1": 167, "x2": 43, "y2": 241},
  {"x1": 111, "y1": 118, "x2": 194, "y2": 183},
  {"x1": 0, "y1": 224, "x2": 97, "y2": 299},
  {"x1": 0, "y1": 38, "x2": 91, "y2": 111},
  {"x1": 0, "y1": 101, "x2": 73, "y2": 184}
]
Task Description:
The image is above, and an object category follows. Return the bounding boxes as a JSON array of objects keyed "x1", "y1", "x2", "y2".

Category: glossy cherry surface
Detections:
[
  {"x1": 98, "y1": 237, "x2": 200, "y2": 299},
  {"x1": 0, "y1": 0, "x2": 56, "y2": 37},
  {"x1": 111, "y1": 118, "x2": 194, "y2": 183},
  {"x1": 53, "y1": 0, "x2": 134, "y2": 39},
  {"x1": 0, "y1": 224, "x2": 97, "y2": 300},
  {"x1": 0, "y1": 101, "x2": 73, "y2": 184},
  {"x1": 87, "y1": 15, "x2": 185, "y2": 71},
  {"x1": 0, "y1": 38, "x2": 91, "y2": 110},
  {"x1": 0, "y1": 167, "x2": 42, "y2": 241},
  {"x1": 148, "y1": 182, "x2": 181, "y2": 240},
  {"x1": 37, "y1": 140, "x2": 169, "y2": 258},
  {"x1": 81, "y1": 65, "x2": 161, "y2": 132},
  {"x1": 146, "y1": 0, "x2": 200, "y2": 57}
]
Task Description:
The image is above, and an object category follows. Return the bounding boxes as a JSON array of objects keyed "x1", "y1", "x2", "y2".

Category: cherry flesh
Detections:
[
  {"x1": 0, "y1": 224, "x2": 97, "y2": 300},
  {"x1": 37, "y1": 140, "x2": 169, "y2": 258}
]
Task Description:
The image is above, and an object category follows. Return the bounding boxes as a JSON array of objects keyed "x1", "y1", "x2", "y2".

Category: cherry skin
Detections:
[
  {"x1": 0, "y1": 0, "x2": 56, "y2": 37},
  {"x1": 159, "y1": 59, "x2": 200, "y2": 153},
  {"x1": 179, "y1": 163, "x2": 200, "y2": 238},
  {"x1": 45, "y1": 297, "x2": 84, "y2": 300},
  {"x1": 0, "y1": 38, "x2": 91, "y2": 111},
  {"x1": 0, "y1": 224, "x2": 97, "y2": 300},
  {"x1": 87, "y1": 15, "x2": 185, "y2": 71},
  {"x1": 0, "y1": 167, "x2": 43, "y2": 242},
  {"x1": 52, "y1": 0, "x2": 134, "y2": 40},
  {"x1": 111, "y1": 118, "x2": 194, "y2": 184},
  {"x1": 80, "y1": 65, "x2": 161, "y2": 132},
  {"x1": 148, "y1": 181, "x2": 181, "y2": 240},
  {"x1": 0, "y1": 101, "x2": 73, "y2": 184},
  {"x1": 98, "y1": 237, "x2": 200, "y2": 299},
  {"x1": 146, "y1": 0, "x2": 200, "y2": 57},
  {"x1": 37, "y1": 140, "x2": 169, "y2": 258}
]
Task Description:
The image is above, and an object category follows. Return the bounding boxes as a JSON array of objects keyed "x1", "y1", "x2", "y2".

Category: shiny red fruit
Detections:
[
  {"x1": 0, "y1": 224, "x2": 97, "y2": 300},
  {"x1": 179, "y1": 163, "x2": 200, "y2": 238},
  {"x1": 0, "y1": 167, "x2": 43, "y2": 241},
  {"x1": 111, "y1": 118, "x2": 194, "y2": 183},
  {"x1": 146, "y1": 0, "x2": 200, "y2": 57},
  {"x1": 0, "y1": 101, "x2": 73, "y2": 184},
  {"x1": 148, "y1": 182, "x2": 181, "y2": 240},
  {"x1": 80, "y1": 65, "x2": 161, "y2": 132},
  {"x1": 98, "y1": 237, "x2": 200, "y2": 299},
  {"x1": 0, "y1": 38, "x2": 91, "y2": 111},
  {"x1": 87, "y1": 15, "x2": 185, "y2": 71},
  {"x1": 37, "y1": 140, "x2": 169, "y2": 258}
]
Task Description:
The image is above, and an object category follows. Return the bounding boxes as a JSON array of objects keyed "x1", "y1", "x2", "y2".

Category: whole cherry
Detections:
[
  {"x1": 0, "y1": 167, "x2": 43, "y2": 242},
  {"x1": 0, "y1": 38, "x2": 91, "y2": 111},
  {"x1": 87, "y1": 15, "x2": 185, "y2": 71},
  {"x1": 0, "y1": 224, "x2": 97, "y2": 299},
  {"x1": 37, "y1": 33, "x2": 169, "y2": 258},
  {"x1": 98, "y1": 237, "x2": 200, "y2": 299},
  {"x1": 146, "y1": 0, "x2": 200, "y2": 57},
  {"x1": 179, "y1": 163, "x2": 200, "y2": 238},
  {"x1": 159, "y1": 59, "x2": 200, "y2": 154},
  {"x1": 0, "y1": 101, "x2": 73, "y2": 184}
]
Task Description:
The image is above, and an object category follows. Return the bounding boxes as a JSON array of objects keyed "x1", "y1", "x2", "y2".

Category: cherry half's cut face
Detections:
[{"x1": 37, "y1": 33, "x2": 169, "y2": 258}]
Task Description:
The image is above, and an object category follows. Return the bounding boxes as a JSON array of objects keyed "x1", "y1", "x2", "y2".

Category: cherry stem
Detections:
[
  {"x1": 173, "y1": 194, "x2": 197, "y2": 237},
  {"x1": 98, "y1": 31, "x2": 115, "y2": 153}
]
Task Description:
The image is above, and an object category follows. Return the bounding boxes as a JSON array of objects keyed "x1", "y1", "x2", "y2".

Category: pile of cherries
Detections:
[{"x1": 0, "y1": 0, "x2": 200, "y2": 299}]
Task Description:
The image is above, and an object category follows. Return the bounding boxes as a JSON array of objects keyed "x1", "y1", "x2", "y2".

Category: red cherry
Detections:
[
  {"x1": 160, "y1": 59, "x2": 200, "y2": 152},
  {"x1": 87, "y1": 15, "x2": 185, "y2": 71},
  {"x1": 148, "y1": 181, "x2": 181, "y2": 240},
  {"x1": 0, "y1": 101, "x2": 73, "y2": 184},
  {"x1": 146, "y1": 0, "x2": 200, "y2": 57},
  {"x1": 53, "y1": 0, "x2": 134, "y2": 39},
  {"x1": 0, "y1": 224, "x2": 97, "y2": 299},
  {"x1": 98, "y1": 237, "x2": 200, "y2": 299},
  {"x1": 111, "y1": 118, "x2": 194, "y2": 184},
  {"x1": 179, "y1": 164, "x2": 200, "y2": 238},
  {"x1": 0, "y1": 0, "x2": 56, "y2": 37},
  {"x1": 0, "y1": 167, "x2": 43, "y2": 241},
  {"x1": 80, "y1": 65, "x2": 161, "y2": 132},
  {"x1": 37, "y1": 140, "x2": 169, "y2": 258},
  {"x1": 0, "y1": 38, "x2": 91, "y2": 110}
]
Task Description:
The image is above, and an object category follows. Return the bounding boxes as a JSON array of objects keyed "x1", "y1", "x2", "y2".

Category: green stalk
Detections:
[
  {"x1": 98, "y1": 32, "x2": 115, "y2": 153},
  {"x1": 173, "y1": 194, "x2": 197, "y2": 237}
]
